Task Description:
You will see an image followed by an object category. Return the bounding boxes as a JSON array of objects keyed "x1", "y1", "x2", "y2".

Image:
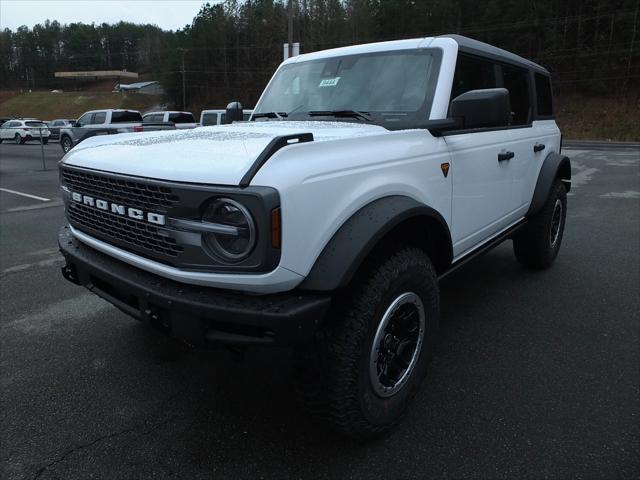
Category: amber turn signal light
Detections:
[{"x1": 271, "y1": 208, "x2": 281, "y2": 248}]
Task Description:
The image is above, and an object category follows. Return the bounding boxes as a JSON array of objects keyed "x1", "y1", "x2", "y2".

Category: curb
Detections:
[{"x1": 563, "y1": 140, "x2": 640, "y2": 150}]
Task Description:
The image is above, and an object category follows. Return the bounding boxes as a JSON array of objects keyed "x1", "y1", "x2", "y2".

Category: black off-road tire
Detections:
[
  {"x1": 15, "y1": 133, "x2": 23, "y2": 145},
  {"x1": 513, "y1": 179, "x2": 567, "y2": 269},
  {"x1": 42, "y1": 138, "x2": 48, "y2": 145},
  {"x1": 293, "y1": 246, "x2": 439, "y2": 440}
]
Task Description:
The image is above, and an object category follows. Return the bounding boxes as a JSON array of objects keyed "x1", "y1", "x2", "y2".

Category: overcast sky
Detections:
[{"x1": 0, "y1": 0, "x2": 211, "y2": 31}]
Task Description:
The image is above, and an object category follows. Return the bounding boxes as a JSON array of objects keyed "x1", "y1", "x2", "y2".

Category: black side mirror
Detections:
[
  {"x1": 225, "y1": 101, "x2": 243, "y2": 123},
  {"x1": 450, "y1": 88, "x2": 511, "y2": 129}
]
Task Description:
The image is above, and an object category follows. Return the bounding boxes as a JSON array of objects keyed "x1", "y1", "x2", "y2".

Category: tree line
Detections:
[{"x1": 1, "y1": 0, "x2": 638, "y2": 110}]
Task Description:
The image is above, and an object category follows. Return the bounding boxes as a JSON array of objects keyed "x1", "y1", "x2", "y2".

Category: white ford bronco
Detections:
[{"x1": 59, "y1": 35, "x2": 571, "y2": 439}]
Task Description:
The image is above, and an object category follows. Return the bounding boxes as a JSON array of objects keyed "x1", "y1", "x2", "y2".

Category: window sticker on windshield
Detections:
[{"x1": 319, "y1": 77, "x2": 341, "y2": 88}]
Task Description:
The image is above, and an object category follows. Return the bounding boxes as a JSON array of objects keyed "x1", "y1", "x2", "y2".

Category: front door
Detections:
[
  {"x1": 445, "y1": 53, "x2": 521, "y2": 258},
  {"x1": 446, "y1": 130, "x2": 518, "y2": 257}
]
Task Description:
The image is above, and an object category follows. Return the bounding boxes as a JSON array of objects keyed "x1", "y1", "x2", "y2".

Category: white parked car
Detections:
[
  {"x1": 143, "y1": 111, "x2": 198, "y2": 129},
  {"x1": 0, "y1": 119, "x2": 51, "y2": 144},
  {"x1": 58, "y1": 35, "x2": 570, "y2": 439},
  {"x1": 199, "y1": 109, "x2": 253, "y2": 126}
]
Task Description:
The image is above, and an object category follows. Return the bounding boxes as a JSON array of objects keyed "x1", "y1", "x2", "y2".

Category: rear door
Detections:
[
  {"x1": 499, "y1": 64, "x2": 539, "y2": 216},
  {"x1": 88, "y1": 111, "x2": 107, "y2": 129},
  {"x1": 445, "y1": 54, "x2": 521, "y2": 258},
  {"x1": 508, "y1": 72, "x2": 561, "y2": 211}
]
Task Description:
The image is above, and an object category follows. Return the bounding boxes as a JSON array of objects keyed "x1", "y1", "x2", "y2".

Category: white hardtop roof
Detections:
[
  {"x1": 282, "y1": 34, "x2": 548, "y2": 74},
  {"x1": 283, "y1": 37, "x2": 435, "y2": 65}
]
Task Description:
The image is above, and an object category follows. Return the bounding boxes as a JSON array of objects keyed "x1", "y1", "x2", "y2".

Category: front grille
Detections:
[
  {"x1": 62, "y1": 168, "x2": 180, "y2": 212},
  {"x1": 68, "y1": 202, "x2": 184, "y2": 257}
]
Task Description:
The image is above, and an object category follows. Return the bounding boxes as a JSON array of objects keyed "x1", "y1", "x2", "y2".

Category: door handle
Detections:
[
  {"x1": 533, "y1": 143, "x2": 546, "y2": 153},
  {"x1": 498, "y1": 151, "x2": 515, "y2": 162}
]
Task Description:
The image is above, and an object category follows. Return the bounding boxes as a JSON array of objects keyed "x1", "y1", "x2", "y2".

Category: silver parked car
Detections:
[{"x1": 47, "y1": 119, "x2": 74, "y2": 140}]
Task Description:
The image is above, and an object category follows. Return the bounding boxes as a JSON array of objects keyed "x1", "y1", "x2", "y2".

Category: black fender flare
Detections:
[
  {"x1": 527, "y1": 152, "x2": 571, "y2": 217},
  {"x1": 299, "y1": 196, "x2": 453, "y2": 292}
]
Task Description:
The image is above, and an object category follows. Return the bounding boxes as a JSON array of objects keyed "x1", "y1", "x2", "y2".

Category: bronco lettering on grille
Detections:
[{"x1": 70, "y1": 191, "x2": 166, "y2": 225}]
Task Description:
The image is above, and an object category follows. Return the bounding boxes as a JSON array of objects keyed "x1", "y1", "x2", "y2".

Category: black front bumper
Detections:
[{"x1": 58, "y1": 226, "x2": 331, "y2": 346}]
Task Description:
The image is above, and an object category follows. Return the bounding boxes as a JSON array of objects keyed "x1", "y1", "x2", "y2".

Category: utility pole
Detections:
[
  {"x1": 288, "y1": 0, "x2": 293, "y2": 59},
  {"x1": 178, "y1": 48, "x2": 187, "y2": 110}
]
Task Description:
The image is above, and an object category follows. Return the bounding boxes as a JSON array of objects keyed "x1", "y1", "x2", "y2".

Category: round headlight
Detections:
[{"x1": 202, "y1": 198, "x2": 256, "y2": 262}]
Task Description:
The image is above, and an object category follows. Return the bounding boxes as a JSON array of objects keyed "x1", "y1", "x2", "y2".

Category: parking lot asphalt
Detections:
[{"x1": 0, "y1": 141, "x2": 638, "y2": 479}]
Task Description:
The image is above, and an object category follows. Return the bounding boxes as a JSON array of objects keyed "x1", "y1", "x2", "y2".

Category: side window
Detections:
[
  {"x1": 201, "y1": 113, "x2": 217, "y2": 126},
  {"x1": 242, "y1": 113, "x2": 251, "y2": 121},
  {"x1": 92, "y1": 112, "x2": 106, "y2": 124},
  {"x1": 501, "y1": 65, "x2": 531, "y2": 125},
  {"x1": 451, "y1": 54, "x2": 498, "y2": 101},
  {"x1": 220, "y1": 113, "x2": 228, "y2": 124},
  {"x1": 535, "y1": 73, "x2": 553, "y2": 117},
  {"x1": 77, "y1": 113, "x2": 92, "y2": 126}
]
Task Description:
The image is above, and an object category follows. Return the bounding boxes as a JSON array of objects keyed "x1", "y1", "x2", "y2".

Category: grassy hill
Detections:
[
  {"x1": 0, "y1": 91, "x2": 165, "y2": 120},
  {"x1": 555, "y1": 94, "x2": 640, "y2": 142}
]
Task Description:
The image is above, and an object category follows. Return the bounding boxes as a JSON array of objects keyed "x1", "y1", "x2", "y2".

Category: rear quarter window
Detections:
[{"x1": 535, "y1": 73, "x2": 553, "y2": 117}]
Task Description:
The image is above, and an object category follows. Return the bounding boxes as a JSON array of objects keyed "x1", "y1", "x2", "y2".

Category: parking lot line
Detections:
[{"x1": 0, "y1": 187, "x2": 51, "y2": 202}]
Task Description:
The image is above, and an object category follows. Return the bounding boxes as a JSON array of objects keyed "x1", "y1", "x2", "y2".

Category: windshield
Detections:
[{"x1": 254, "y1": 49, "x2": 441, "y2": 129}]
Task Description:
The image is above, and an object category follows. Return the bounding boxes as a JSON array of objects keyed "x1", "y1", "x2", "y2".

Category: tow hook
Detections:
[
  {"x1": 144, "y1": 306, "x2": 171, "y2": 333},
  {"x1": 61, "y1": 263, "x2": 80, "y2": 285}
]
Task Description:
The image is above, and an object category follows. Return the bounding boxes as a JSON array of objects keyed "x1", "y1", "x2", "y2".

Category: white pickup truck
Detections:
[
  {"x1": 199, "y1": 108, "x2": 253, "y2": 126},
  {"x1": 143, "y1": 111, "x2": 198, "y2": 129},
  {"x1": 58, "y1": 35, "x2": 570, "y2": 439}
]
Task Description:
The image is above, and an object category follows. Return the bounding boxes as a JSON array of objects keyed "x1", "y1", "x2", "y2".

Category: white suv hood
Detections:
[{"x1": 62, "y1": 121, "x2": 388, "y2": 185}]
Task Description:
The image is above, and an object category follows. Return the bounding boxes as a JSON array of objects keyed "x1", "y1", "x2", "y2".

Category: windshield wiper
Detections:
[
  {"x1": 252, "y1": 111, "x2": 288, "y2": 120},
  {"x1": 308, "y1": 110, "x2": 373, "y2": 122}
]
